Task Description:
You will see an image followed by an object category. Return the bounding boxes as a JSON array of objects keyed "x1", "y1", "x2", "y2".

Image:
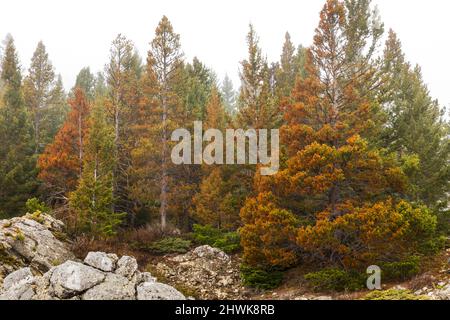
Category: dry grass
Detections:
[
  {"x1": 119, "y1": 225, "x2": 165, "y2": 244},
  {"x1": 70, "y1": 235, "x2": 159, "y2": 267},
  {"x1": 408, "y1": 272, "x2": 438, "y2": 291},
  {"x1": 69, "y1": 224, "x2": 183, "y2": 267}
]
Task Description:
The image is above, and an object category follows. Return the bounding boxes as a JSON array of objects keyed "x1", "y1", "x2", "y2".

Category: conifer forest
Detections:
[{"x1": 0, "y1": 0, "x2": 449, "y2": 303}]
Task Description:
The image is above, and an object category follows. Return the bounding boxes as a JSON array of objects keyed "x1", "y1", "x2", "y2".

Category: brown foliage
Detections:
[{"x1": 38, "y1": 88, "x2": 90, "y2": 202}]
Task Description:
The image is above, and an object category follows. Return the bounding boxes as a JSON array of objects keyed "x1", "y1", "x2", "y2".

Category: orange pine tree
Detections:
[
  {"x1": 129, "y1": 16, "x2": 185, "y2": 229},
  {"x1": 241, "y1": 0, "x2": 438, "y2": 271},
  {"x1": 240, "y1": 192, "x2": 299, "y2": 269},
  {"x1": 192, "y1": 88, "x2": 246, "y2": 231},
  {"x1": 38, "y1": 88, "x2": 90, "y2": 203}
]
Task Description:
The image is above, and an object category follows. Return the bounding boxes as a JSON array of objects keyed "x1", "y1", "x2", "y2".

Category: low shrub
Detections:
[
  {"x1": 240, "y1": 264, "x2": 284, "y2": 290},
  {"x1": 191, "y1": 224, "x2": 240, "y2": 254},
  {"x1": 138, "y1": 237, "x2": 192, "y2": 255},
  {"x1": 297, "y1": 200, "x2": 439, "y2": 270},
  {"x1": 304, "y1": 268, "x2": 366, "y2": 292},
  {"x1": 363, "y1": 289, "x2": 428, "y2": 300},
  {"x1": 26, "y1": 198, "x2": 50, "y2": 213},
  {"x1": 418, "y1": 235, "x2": 447, "y2": 254},
  {"x1": 380, "y1": 256, "x2": 421, "y2": 281}
]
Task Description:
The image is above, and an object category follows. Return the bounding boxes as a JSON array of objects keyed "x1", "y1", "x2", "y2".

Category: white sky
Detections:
[{"x1": 0, "y1": 0, "x2": 449, "y2": 110}]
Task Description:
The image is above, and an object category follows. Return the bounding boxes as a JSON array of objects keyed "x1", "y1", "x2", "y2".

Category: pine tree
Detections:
[
  {"x1": 130, "y1": 16, "x2": 185, "y2": 230},
  {"x1": 75, "y1": 67, "x2": 95, "y2": 100},
  {"x1": 0, "y1": 35, "x2": 38, "y2": 217},
  {"x1": 106, "y1": 34, "x2": 137, "y2": 148},
  {"x1": 237, "y1": 24, "x2": 278, "y2": 129},
  {"x1": 381, "y1": 30, "x2": 450, "y2": 210},
  {"x1": 193, "y1": 168, "x2": 241, "y2": 230},
  {"x1": 240, "y1": 192, "x2": 299, "y2": 268},
  {"x1": 221, "y1": 74, "x2": 236, "y2": 115},
  {"x1": 275, "y1": 32, "x2": 297, "y2": 99},
  {"x1": 168, "y1": 58, "x2": 218, "y2": 229},
  {"x1": 23, "y1": 41, "x2": 57, "y2": 153},
  {"x1": 38, "y1": 88, "x2": 90, "y2": 203},
  {"x1": 149, "y1": 16, "x2": 183, "y2": 230},
  {"x1": 129, "y1": 45, "x2": 161, "y2": 224},
  {"x1": 294, "y1": 45, "x2": 308, "y2": 81},
  {"x1": 94, "y1": 72, "x2": 107, "y2": 98},
  {"x1": 70, "y1": 101, "x2": 124, "y2": 238},
  {"x1": 204, "y1": 86, "x2": 227, "y2": 130},
  {"x1": 230, "y1": 25, "x2": 281, "y2": 226},
  {"x1": 192, "y1": 88, "x2": 241, "y2": 231},
  {"x1": 105, "y1": 34, "x2": 142, "y2": 214},
  {"x1": 45, "y1": 74, "x2": 68, "y2": 140},
  {"x1": 240, "y1": 0, "x2": 438, "y2": 270},
  {"x1": 176, "y1": 57, "x2": 216, "y2": 121},
  {"x1": 344, "y1": 0, "x2": 384, "y2": 62}
]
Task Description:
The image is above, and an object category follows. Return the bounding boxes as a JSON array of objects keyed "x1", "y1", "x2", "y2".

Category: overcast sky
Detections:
[{"x1": 0, "y1": 0, "x2": 449, "y2": 110}]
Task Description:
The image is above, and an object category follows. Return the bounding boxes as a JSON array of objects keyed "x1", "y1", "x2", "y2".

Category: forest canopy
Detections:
[{"x1": 0, "y1": 0, "x2": 448, "y2": 290}]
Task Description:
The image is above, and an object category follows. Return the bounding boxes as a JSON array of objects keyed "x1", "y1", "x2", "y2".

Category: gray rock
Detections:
[
  {"x1": 84, "y1": 252, "x2": 118, "y2": 272},
  {"x1": 82, "y1": 273, "x2": 135, "y2": 300},
  {"x1": 157, "y1": 246, "x2": 243, "y2": 299},
  {"x1": 115, "y1": 256, "x2": 138, "y2": 279},
  {"x1": 0, "y1": 235, "x2": 189, "y2": 301},
  {"x1": 0, "y1": 284, "x2": 35, "y2": 300},
  {"x1": 137, "y1": 272, "x2": 157, "y2": 284},
  {"x1": 50, "y1": 261, "x2": 105, "y2": 298},
  {"x1": 0, "y1": 213, "x2": 74, "y2": 279},
  {"x1": 0, "y1": 268, "x2": 36, "y2": 300},
  {"x1": 137, "y1": 282, "x2": 185, "y2": 300},
  {"x1": 192, "y1": 245, "x2": 230, "y2": 262},
  {"x1": 435, "y1": 284, "x2": 450, "y2": 300},
  {"x1": 3, "y1": 267, "x2": 34, "y2": 291}
]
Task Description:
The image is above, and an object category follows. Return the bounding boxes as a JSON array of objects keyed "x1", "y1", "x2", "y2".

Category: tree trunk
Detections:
[
  {"x1": 34, "y1": 106, "x2": 40, "y2": 154},
  {"x1": 78, "y1": 112, "x2": 83, "y2": 177},
  {"x1": 160, "y1": 91, "x2": 168, "y2": 231}
]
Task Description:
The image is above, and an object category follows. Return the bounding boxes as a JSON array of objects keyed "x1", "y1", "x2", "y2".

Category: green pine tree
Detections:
[
  {"x1": 75, "y1": 67, "x2": 96, "y2": 100},
  {"x1": 237, "y1": 24, "x2": 278, "y2": 129},
  {"x1": 41, "y1": 74, "x2": 68, "y2": 146},
  {"x1": 275, "y1": 32, "x2": 297, "y2": 99},
  {"x1": 69, "y1": 101, "x2": 125, "y2": 238},
  {"x1": 0, "y1": 35, "x2": 38, "y2": 217},
  {"x1": 381, "y1": 30, "x2": 450, "y2": 211},
  {"x1": 23, "y1": 41, "x2": 58, "y2": 153},
  {"x1": 221, "y1": 74, "x2": 236, "y2": 115}
]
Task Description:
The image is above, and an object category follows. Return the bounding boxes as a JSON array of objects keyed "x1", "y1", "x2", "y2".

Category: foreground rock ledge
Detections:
[
  {"x1": 0, "y1": 251, "x2": 185, "y2": 300},
  {"x1": 0, "y1": 212, "x2": 74, "y2": 281}
]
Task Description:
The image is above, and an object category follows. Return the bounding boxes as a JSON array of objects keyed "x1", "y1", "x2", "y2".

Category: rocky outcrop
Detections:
[
  {"x1": 0, "y1": 214, "x2": 186, "y2": 300},
  {"x1": 413, "y1": 282, "x2": 450, "y2": 300},
  {"x1": 0, "y1": 252, "x2": 185, "y2": 300},
  {"x1": 84, "y1": 252, "x2": 118, "y2": 272},
  {"x1": 155, "y1": 245, "x2": 248, "y2": 299},
  {"x1": 0, "y1": 212, "x2": 74, "y2": 282},
  {"x1": 137, "y1": 282, "x2": 186, "y2": 300}
]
